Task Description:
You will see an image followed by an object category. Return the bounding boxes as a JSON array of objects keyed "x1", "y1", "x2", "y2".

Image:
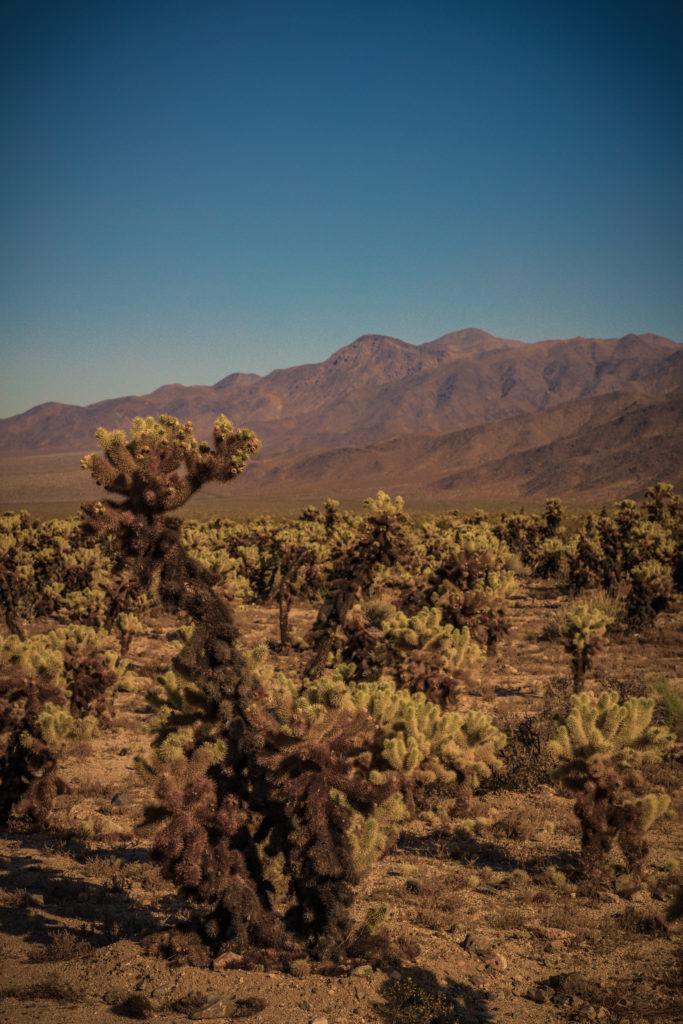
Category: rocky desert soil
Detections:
[{"x1": 1, "y1": 577, "x2": 681, "y2": 1024}]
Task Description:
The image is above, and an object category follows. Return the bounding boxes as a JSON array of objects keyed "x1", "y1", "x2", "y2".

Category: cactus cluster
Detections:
[
  {"x1": 560, "y1": 604, "x2": 613, "y2": 690},
  {"x1": 0, "y1": 625, "x2": 133, "y2": 826},
  {"x1": 4, "y1": 417, "x2": 678, "y2": 970},
  {"x1": 83, "y1": 418, "x2": 421, "y2": 964},
  {"x1": 549, "y1": 690, "x2": 674, "y2": 876},
  {"x1": 380, "y1": 606, "x2": 482, "y2": 706}
]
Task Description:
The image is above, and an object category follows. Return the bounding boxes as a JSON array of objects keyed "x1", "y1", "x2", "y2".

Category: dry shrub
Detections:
[
  {"x1": 398, "y1": 869, "x2": 463, "y2": 933},
  {"x1": 29, "y1": 928, "x2": 95, "y2": 962},
  {"x1": 491, "y1": 806, "x2": 537, "y2": 840},
  {"x1": 613, "y1": 907, "x2": 669, "y2": 937},
  {"x1": 118, "y1": 994, "x2": 154, "y2": 1020},
  {"x1": 486, "y1": 905, "x2": 529, "y2": 931},
  {"x1": 375, "y1": 976, "x2": 459, "y2": 1024},
  {"x1": 484, "y1": 712, "x2": 555, "y2": 793}
]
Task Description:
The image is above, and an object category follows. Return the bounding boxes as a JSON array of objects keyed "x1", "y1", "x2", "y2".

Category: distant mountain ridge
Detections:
[
  {"x1": 1, "y1": 329, "x2": 681, "y2": 504},
  {"x1": 1, "y1": 329, "x2": 680, "y2": 451}
]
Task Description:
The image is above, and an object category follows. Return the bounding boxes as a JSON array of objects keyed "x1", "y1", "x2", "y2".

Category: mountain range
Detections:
[{"x1": 2, "y1": 328, "x2": 682, "y2": 507}]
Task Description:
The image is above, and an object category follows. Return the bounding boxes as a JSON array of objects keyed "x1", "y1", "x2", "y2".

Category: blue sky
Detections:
[{"x1": 1, "y1": 0, "x2": 681, "y2": 418}]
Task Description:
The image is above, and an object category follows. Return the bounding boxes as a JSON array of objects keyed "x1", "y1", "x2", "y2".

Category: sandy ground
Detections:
[{"x1": 1, "y1": 579, "x2": 681, "y2": 1024}]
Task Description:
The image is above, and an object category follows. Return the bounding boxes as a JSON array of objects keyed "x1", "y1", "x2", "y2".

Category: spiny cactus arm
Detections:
[
  {"x1": 594, "y1": 694, "x2": 627, "y2": 744},
  {"x1": 33, "y1": 703, "x2": 97, "y2": 751},
  {"x1": 82, "y1": 415, "x2": 260, "y2": 517},
  {"x1": 439, "y1": 709, "x2": 506, "y2": 783},
  {"x1": 343, "y1": 791, "x2": 409, "y2": 877},
  {"x1": 547, "y1": 724, "x2": 575, "y2": 763},
  {"x1": 383, "y1": 734, "x2": 425, "y2": 773},
  {"x1": 624, "y1": 792, "x2": 671, "y2": 832},
  {"x1": 611, "y1": 696, "x2": 656, "y2": 747},
  {"x1": 563, "y1": 700, "x2": 597, "y2": 751}
]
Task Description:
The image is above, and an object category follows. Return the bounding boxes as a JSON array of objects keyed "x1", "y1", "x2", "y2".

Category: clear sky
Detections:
[{"x1": 1, "y1": 0, "x2": 681, "y2": 418}]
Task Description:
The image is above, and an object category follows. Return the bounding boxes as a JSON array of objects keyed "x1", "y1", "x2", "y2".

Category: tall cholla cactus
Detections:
[
  {"x1": 560, "y1": 605, "x2": 612, "y2": 690},
  {"x1": 83, "y1": 417, "x2": 416, "y2": 965},
  {"x1": 549, "y1": 691, "x2": 674, "y2": 877},
  {"x1": 82, "y1": 414, "x2": 259, "y2": 515},
  {"x1": 381, "y1": 605, "x2": 482, "y2": 706}
]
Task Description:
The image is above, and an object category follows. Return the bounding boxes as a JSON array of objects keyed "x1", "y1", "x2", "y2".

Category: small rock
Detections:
[
  {"x1": 111, "y1": 792, "x2": 134, "y2": 807},
  {"x1": 190, "y1": 995, "x2": 237, "y2": 1020},
  {"x1": 25, "y1": 892, "x2": 45, "y2": 907},
  {"x1": 629, "y1": 889, "x2": 648, "y2": 904},
  {"x1": 525, "y1": 987, "x2": 548, "y2": 1004},
  {"x1": 212, "y1": 950, "x2": 244, "y2": 969},
  {"x1": 151, "y1": 982, "x2": 174, "y2": 998},
  {"x1": 484, "y1": 953, "x2": 507, "y2": 971},
  {"x1": 350, "y1": 964, "x2": 373, "y2": 977},
  {"x1": 389, "y1": 970, "x2": 402, "y2": 981},
  {"x1": 462, "y1": 933, "x2": 492, "y2": 957},
  {"x1": 233, "y1": 997, "x2": 267, "y2": 1018},
  {"x1": 310, "y1": 1018, "x2": 329, "y2": 1024}
]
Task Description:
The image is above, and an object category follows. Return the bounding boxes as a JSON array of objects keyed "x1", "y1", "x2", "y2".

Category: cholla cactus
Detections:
[
  {"x1": 0, "y1": 625, "x2": 134, "y2": 826},
  {"x1": 82, "y1": 414, "x2": 260, "y2": 515},
  {"x1": 84, "y1": 420, "x2": 423, "y2": 965},
  {"x1": 549, "y1": 691, "x2": 674, "y2": 876},
  {"x1": 381, "y1": 606, "x2": 482, "y2": 706},
  {"x1": 543, "y1": 498, "x2": 564, "y2": 537},
  {"x1": 626, "y1": 559, "x2": 675, "y2": 627},
  {"x1": 534, "y1": 537, "x2": 569, "y2": 580},
  {"x1": 560, "y1": 605, "x2": 612, "y2": 690},
  {"x1": 30, "y1": 702, "x2": 97, "y2": 752},
  {"x1": 292, "y1": 671, "x2": 505, "y2": 828},
  {"x1": 305, "y1": 491, "x2": 413, "y2": 676}
]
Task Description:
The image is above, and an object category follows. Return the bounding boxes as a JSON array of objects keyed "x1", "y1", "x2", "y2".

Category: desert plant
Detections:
[
  {"x1": 542, "y1": 497, "x2": 565, "y2": 537},
  {"x1": 82, "y1": 417, "x2": 418, "y2": 965},
  {"x1": 305, "y1": 491, "x2": 413, "y2": 676},
  {"x1": 560, "y1": 604, "x2": 613, "y2": 690},
  {"x1": 277, "y1": 669, "x2": 505, "y2": 827},
  {"x1": 0, "y1": 626, "x2": 133, "y2": 827},
  {"x1": 549, "y1": 690, "x2": 675, "y2": 878},
  {"x1": 651, "y1": 677, "x2": 683, "y2": 740},
  {"x1": 381, "y1": 606, "x2": 482, "y2": 706},
  {"x1": 626, "y1": 559, "x2": 675, "y2": 627},
  {"x1": 420, "y1": 526, "x2": 515, "y2": 651}
]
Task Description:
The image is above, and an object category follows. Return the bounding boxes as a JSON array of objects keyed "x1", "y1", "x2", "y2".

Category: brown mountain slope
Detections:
[
  {"x1": 237, "y1": 391, "x2": 683, "y2": 504},
  {"x1": 3, "y1": 330, "x2": 679, "y2": 455},
  {"x1": 1, "y1": 391, "x2": 681, "y2": 509},
  {"x1": 1, "y1": 329, "x2": 519, "y2": 452}
]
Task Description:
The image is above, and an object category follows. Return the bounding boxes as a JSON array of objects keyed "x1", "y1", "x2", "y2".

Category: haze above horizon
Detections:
[{"x1": 2, "y1": 0, "x2": 682, "y2": 419}]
